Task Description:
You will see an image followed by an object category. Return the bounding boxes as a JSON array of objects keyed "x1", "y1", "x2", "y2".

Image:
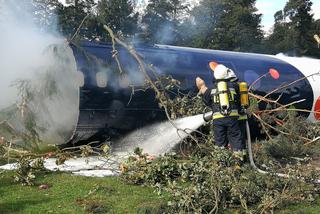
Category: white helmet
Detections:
[
  {"x1": 213, "y1": 64, "x2": 229, "y2": 80},
  {"x1": 226, "y1": 69, "x2": 238, "y2": 82}
]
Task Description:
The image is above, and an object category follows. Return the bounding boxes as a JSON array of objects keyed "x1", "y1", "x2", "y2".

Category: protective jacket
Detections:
[{"x1": 202, "y1": 80, "x2": 240, "y2": 120}]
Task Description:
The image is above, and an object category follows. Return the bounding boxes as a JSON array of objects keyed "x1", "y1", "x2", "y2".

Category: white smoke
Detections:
[
  {"x1": 0, "y1": 0, "x2": 80, "y2": 145},
  {"x1": 0, "y1": 0, "x2": 60, "y2": 108}
]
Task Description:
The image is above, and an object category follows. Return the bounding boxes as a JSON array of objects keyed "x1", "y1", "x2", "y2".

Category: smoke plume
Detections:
[{"x1": 0, "y1": 0, "x2": 80, "y2": 145}]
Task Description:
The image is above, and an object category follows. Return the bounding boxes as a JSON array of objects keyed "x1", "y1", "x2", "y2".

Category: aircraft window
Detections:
[
  {"x1": 76, "y1": 71, "x2": 84, "y2": 87},
  {"x1": 150, "y1": 66, "x2": 164, "y2": 75},
  {"x1": 119, "y1": 74, "x2": 130, "y2": 88},
  {"x1": 96, "y1": 71, "x2": 108, "y2": 88},
  {"x1": 143, "y1": 50, "x2": 195, "y2": 75},
  {"x1": 244, "y1": 70, "x2": 261, "y2": 90}
]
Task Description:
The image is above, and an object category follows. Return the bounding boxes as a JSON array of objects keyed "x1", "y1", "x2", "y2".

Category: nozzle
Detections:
[{"x1": 203, "y1": 111, "x2": 213, "y2": 122}]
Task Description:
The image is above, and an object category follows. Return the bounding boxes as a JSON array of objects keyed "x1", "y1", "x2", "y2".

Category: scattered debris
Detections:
[{"x1": 38, "y1": 184, "x2": 50, "y2": 190}]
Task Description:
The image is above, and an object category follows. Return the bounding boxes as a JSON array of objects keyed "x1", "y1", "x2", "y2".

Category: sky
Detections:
[
  {"x1": 58, "y1": 0, "x2": 320, "y2": 34},
  {"x1": 256, "y1": 0, "x2": 320, "y2": 33}
]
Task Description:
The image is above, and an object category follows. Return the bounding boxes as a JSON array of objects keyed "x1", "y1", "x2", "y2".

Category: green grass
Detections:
[
  {"x1": 2, "y1": 170, "x2": 320, "y2": 214},
  {"x1": 0, "y1": 171, "x2": 168, "y2": 214},
  {"x1": 278, "y1": 201, "x2": 320, "y2": 214}
]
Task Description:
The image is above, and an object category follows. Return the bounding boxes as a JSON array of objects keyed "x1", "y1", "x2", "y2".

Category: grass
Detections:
[
  {"x1": 278, "y1": 201, "x2": 320, "y2": 214},
  {"x1": 0, "y1": 171, "x2": 168, "y2": 214}
]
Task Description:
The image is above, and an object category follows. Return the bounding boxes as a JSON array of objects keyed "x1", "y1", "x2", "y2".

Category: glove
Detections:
[
  {"x1": 196, "y1": 77, "x2": 208, "y2": 95},
  {"x1": 196, "y1": 77, "x2": 205, "y2": 90}
]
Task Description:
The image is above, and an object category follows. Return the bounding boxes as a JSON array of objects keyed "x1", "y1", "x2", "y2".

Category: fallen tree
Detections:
[
  {"x1": 102, "y1": 27, "x2": 320, "y2": 213},
  {"x1": 1, "y1": 26, "x2": 320, "y2": 213}
]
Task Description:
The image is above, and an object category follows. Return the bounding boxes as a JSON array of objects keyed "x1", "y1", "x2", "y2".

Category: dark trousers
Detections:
[{"x1": 213, "y1": 117, "x2": 243, "y2": 151}]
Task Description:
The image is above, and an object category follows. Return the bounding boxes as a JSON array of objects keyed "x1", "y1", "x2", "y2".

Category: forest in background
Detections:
[{"x1": 27, "y1": 0, "x2": 320, "y2": 58}]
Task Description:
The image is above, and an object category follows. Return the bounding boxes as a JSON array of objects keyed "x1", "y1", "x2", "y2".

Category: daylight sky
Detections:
[
  {"x1": 256, "y1": 0, "x2": 320, "y2": 33},
  {"x1": 58, "y1": 0, "x2": 320, "y2": 34}
]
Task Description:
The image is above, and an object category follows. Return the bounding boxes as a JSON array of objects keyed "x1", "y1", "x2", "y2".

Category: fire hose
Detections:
[
  {"x1": 246, "y1": 119, "x2": 320, "y2": 184},
  {"x1": 202, "y1": 80, "x2": 320, "y2": 183},
  {"x1": 203, "y1": 111, "x2": 320, "y2": 183},
  {"x1": 245, "y1": 120, "x2": 289, "y2": 177}
]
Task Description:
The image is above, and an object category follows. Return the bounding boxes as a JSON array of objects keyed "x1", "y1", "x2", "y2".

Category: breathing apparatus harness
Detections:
[
  {"x1": 238, "y1": 82, "x2": 249, "y2": 118},
  {"x1": 207, "y1": 78, "x2": 239, "y2": 121},
  {"x1": 215, "y1": 79, "x2": 234, "y2": 116}
]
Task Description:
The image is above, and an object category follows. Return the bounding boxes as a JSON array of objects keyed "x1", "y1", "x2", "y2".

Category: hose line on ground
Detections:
[{"x1": 245, "y1": 120, "x2": 320, "y2": 183}]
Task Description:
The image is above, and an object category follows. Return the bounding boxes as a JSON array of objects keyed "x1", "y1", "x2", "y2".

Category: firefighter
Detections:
[
  {"x1": 196, "y1": 63, "x2": 243, "y2": 152},
  {"x1": 225, "y1": 69, "x2": 247, "y2": 151}
]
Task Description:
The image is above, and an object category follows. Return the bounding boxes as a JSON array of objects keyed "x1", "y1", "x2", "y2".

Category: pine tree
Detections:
[
  {"x1": 263, "y1": 10, "x2": 297, "y2": 55},
  {"x1": 97, "y1": 0, "x2": 138, "y2": 38},
  {"x1": 188, "y1": 0, "x2": 263, "y2": 52},
  {"x1": 285, "y1": 0, "x2": 314, "y2": 55},
  {"x1": 56, "y1": 0, "x2": 96, "y2": 39},
  {"x1": 141, "y1": 0, "x2": 188, "y2": 44},
  {"x1": 265, "y1": 0, "x2": 318, "y2": 57}
]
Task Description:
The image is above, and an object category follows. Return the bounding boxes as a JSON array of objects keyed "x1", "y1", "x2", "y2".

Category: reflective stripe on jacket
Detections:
[
  {"x1": 238, "y1": 114, "x2": 248, "y2": 120},
  {"x1": 212, "y1": 110, "x2": 239, "y2": 120}
]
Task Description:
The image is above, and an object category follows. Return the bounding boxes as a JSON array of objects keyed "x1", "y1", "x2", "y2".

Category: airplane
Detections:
[{"x1": 66, "y1": 41, "x2": 320, "y2": 145}]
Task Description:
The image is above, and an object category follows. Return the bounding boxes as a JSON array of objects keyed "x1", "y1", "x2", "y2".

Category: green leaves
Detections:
[
  {"x1": 120, "y1": 134, "x2": 320, "y2": 213},
  {"x1": 14, "y1": 156, "x2": 45, "y2": 186}
]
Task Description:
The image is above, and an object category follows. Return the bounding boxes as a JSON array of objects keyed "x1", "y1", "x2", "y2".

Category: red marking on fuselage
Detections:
[
  {"x1": 269, "y1": 68, "x2": 280, "y2": 80},
  {"x1": 315, "y1": 97, "x2": 320, "y2": 120}
]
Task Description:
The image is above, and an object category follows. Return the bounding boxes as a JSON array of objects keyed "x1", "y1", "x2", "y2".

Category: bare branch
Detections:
[
  {"x1": 263, "y1": 72, "x2": 320, "y2": 99},
  {"x1": 69, "y1": 14, "x2": 90, "y2": 42}
]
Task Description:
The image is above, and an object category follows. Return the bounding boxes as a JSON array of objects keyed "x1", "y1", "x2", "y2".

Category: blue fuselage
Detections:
[{"x1": 68, "y1": 41, "x2": 314, "y2": 144}]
